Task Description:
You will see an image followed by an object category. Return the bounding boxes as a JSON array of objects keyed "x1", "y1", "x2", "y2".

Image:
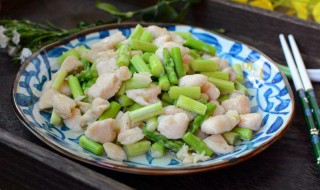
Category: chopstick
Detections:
[{"x1": 279, "y1": 34, "x2": 320, "y2": 171}]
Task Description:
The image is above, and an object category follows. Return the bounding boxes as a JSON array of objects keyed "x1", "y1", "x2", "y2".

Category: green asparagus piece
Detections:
[
  {"x1": 159, "y1": 74, "x2": 171, "y2": 91},
  {"x1": 149, "y1": 54, "x2": 165, "y2": 77},
  {"x1": 116, "y1": 83, "x2": 126, "y2": 96},
  {"x1": 139, "y1": 30, "x2": 153, "y2": 43},
  {"x1": 68, "y1": 75, "x2": 84, "y2": 99},
  {"x1": 182, "y1": 132, "x2": 213, "y2": 156},
  {"x1": 99, "y1": 101, "x2": 121, "y2": 120},
  {"x1": 208, "y1": 77, "x2": 235, "y2": 94},
  {"x1": 127, "y1": 103, "x2": 144, "y2": 112},
  {"x1": 129, "y1": 64, "x2": 136, "y2": 75},
  {"x1": 217, "y1": 94, "x2": 230, "y2": 103},
  {"x1": 143, "y1": 127, "x2": 184, "y2": 152},
  {"x1": 123, "y1": 140, "x2": 151, "y2": 157},
  {"x1": 130, "y1": 39, "x2": 157, "y2": 53},
  {"x1": 150, "y1": 142, "x2": 166, "y2": 158},
  {"x1": 161, "y1": 92, "x2": 175, "y2": 104},
  {"x1": 232, "y1": 127, "x2": 253, "y2": 140},
  {"x1": 146, "y1": 117, "x2": 158, "y2": 132},
  {"x1": 129, "y1": 24, "x2": 144, "y2": 39},
  {"x1": 118, "y1": 95, "x2": 135, "y2": 107},
  {"x1": 117, "y1": 44, "x2": 131, "y2": 67},
  {"x1": 184, "y1": 37, "x2": 216, "y2": 55},
  {"x1": 176, "y1": 95, "x2": 207, "y2": 115},
  {"x1": 52, "y1": 69, "x2": 68, "y2": 91},
  {"x1": 79, "y1": 135, "x2": 104, "y2": 156},
  {"x1": 163, "y1": 48, "x2": 179, "y2": 85},
  {"x1": 129, "y1": 102, "x2": 163, "y2": 123},
  {"x1": 141, "y1": 52, "x2": 153, "y2": 63},
  {"x1": 131, "y1": 55, "x2": 151, "y2": 73},
  {"x1": 125, "y1": 77, "x2": 150, "y2": 90},
  {"x1": 201, "y1": 71, "x2": 229, "y2": 80},
  {"x1": 232, "y1": 63, "x2": 244, "y2": 82},
  {"x1": 76, "y1": 64, "x2": 98, "y2": 82},
  {"x1": 168, "y1": 86, "x2": 201, "y2": 100},
  {"x1": 50, "y1": 110, "x2": 61, "y2": 126},
  {"x1": 189, "y1": 103, "x2": 217, "y2": 134},
  {"x1": 189, "y1": 49, "x2": 202, "y2": 60},
  {"x1": 222, "y1": 132, "x2": 241, "y2": 146},
  {"x1": 235, "y1": 81, "x2": 248, "y2": 95},
  {"x1": 171, "y1": 47, "x2": 186, "y2": 78},
  {"x1": 175, "y1": 31, "x2": 192, "y2": 39},
  {"x1": 190, "y1": 60, "x2": 219, "y2": 72},
  {"x1": 56, "y1": 49, "x2": 80, "y2": 65}
]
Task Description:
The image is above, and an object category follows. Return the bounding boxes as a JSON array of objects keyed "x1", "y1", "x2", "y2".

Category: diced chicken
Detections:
[
  {"x1": 196, "y1": 130, "x2": 208, "y2": 140},
  {"x1": 212, "y1": 105, "x2": 225, "y2": 116},
  {"x1": 87, "y1": 73, "x2": 121, "y2": 100},
  {"x1": 157, "y1": 113, "x2": 189, "y2": 139},
  {"x1": 169, "y1": 31, "x2": 185, "y2": 44},
  {"x1": 92, "y1": 32, "x2": 126, "y2": 52},
  {"x1": 223, "y1": 67, "x2": 238, "y2": 82},
  {"x1": 182, "y1": 54, "x2": 194, "y2": 64},
  {"x1": 153, "y1": 35, "x2": 171, "y2": 47},
  {"x1": 211, "y1": 57, "x2": 228, "y2": 70},
  {"x1": 229, "y1": 90, "x2": 245, "y2": 99},
  {"x1": 103, "y1": 142, "x2": 127, "y2": 161},
  {"x1": 85, "y1": 119, "x2": 116, "y2": 144},
  {"x1": 221, "y1": 95, "x2": 251, "y2": 114},
  {"x1": 39, "y1": 88, "x2": 58, "y2": 109},
  {"x1": 60, "y1": 55, "x2": 82, "y2": 73},
  {"x1": 96, "y1": 58, "x2": 118, "y2": 75},
  {"x1": 131, "y1": 50, "x2": 143, "y2": 57},
  {"x1": 64, "y1": 108, "x2": 82, "y2": 132},
  {"x1": 176, "y1": 144, "x2": 210, "y2": 164},
  {"x1": 77, "y1": 101, "x2": 91, "y2": 114},
  {"x1": 238, "y1": 113, "x2": 263, "y2": 131},
  {"x1": 94, "y1": 50, "x2": 118, "y2": 63},
  {"x1": 179, "y1": 74, "x2": 208, "y2": 87},
  {"x1": 201, "y1": 110, "x2": 240, "y2": 134},
  {"x1": 201, "y1": 82, "x2": 220, "y2": 100},
  {"x1": 81, "y1": 98, "x2": 109, "y2": 126},
  {"x1": 202, "y1": 53, "x2": 214, "y2": 59},
  {"x1": 155, "y1": 42, "x2": 189, "y2": 61},
  {"x1": 117, "y1": 127, "x2": 144, "y2": 145},
  {"x1": 115, "y1": 66, "x2": 131, "y2": 81},
  {"x1": 52, "y1": 93, "x2": 76, "y2": 119},
  {"x1": 163, "y1": 105, "x2": 196, "y2": 121},
  {"x1": 115, "y1": 111, "x2": 131, "y2": 133},
  {"x1": 59, "y1": 80, "x2": 72, "y2": 97},
  {"x1": 204, "y1": 134, "x2": 235, "y2": 154},
  {"x1": 145, "y1": 25, "x2": 170, "y2": 38},
  {"x1": 126, "y1": 84, "x2": 161, "y2": 106}
]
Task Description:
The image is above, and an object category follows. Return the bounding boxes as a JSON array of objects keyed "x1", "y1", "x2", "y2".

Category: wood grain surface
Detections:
[{"x1": 0, "y1": 0, "x2": 320, "y2": 189}]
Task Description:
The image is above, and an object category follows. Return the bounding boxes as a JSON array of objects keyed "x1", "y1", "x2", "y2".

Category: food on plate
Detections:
[{"x1": 39, "y1": 24, "x2": 262, "y2": 164}]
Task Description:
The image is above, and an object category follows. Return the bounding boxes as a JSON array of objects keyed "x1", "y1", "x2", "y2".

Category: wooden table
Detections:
[{"x1": 1, "y1": 0, "x2": 320, "y2": 189}]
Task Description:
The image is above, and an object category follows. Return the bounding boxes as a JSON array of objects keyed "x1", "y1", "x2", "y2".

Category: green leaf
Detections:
[
  {"x1": 96, "y1": 0, "x2": 134, "y2": 18},
  {"x1": 142, "y1": 2, "x2": 178, "y2": 22}
]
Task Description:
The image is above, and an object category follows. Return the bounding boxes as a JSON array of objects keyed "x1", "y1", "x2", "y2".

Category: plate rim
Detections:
[{"x1": 12, "y1": 22, "x2": 295, "y2": 175}]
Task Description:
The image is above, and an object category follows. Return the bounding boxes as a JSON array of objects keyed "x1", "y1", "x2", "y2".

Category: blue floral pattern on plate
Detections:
[{"x1": 12, "y1": 24, "x2": 294, "y2": 173}]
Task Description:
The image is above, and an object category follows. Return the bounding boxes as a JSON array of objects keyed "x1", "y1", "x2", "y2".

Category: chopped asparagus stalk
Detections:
[
  {"x1": 50, "y1": 110, "x2": 61, "y2": 126},
  {"x1": 141, "y1": 52, "x2": 153, "y2": 63},
  {"x1": 99, "y1": 101, "x2": 121, "y2": 120},
  {"x1": 127, "y1": 103, "x2": 144, "y2": 112},
  {"x1": 190, "y1": 60, "x2": 219, "y2": 72},
  {"x1": 208, "y1": 77, "x2": 235, "y2": 94},
  {"x1": 171, "y1": 47, "x2": 186, "y2": 78},
  {"x1": 159, "y1": 74, "x2": 171, "y2": 91},
  {"x1": 235, "y1": 81, "x2": 248, "y2": 95},
  {"x1": 184, "y1": 37, "x2": 216, "y2": 55},
  {"x1": 68, "y1": 75, "x2": 84, "y2": 99},
  {"x1": 117, "y1": 44, "x2": 131, "y2": 67},
  {"x1": 175, "y1": 31, "x2": 192, "y2": 39},
  {"x1": 130, "y1": 39, "x2": 158, "y2": 53},
  {"x1": 232, "y1": 63, "x2": 244, "y2": 82},
  {"x1": 146, "y1": 117, "x2": 158, "y2": 132},
  {"x1": 149, "y1": 54, "x2": 165, "y2": 77},
  {"x1": 161, "y1": 92, "x2": 175, "y2": 104},
  {"x1": 139, "y1": 30, "x2": 153, "y2": 43},
  {"x1": 182, "y1": 132, "x2": 214, "y2": 156},
  {"x1": 168, "y1": 86, "x2": 201, "y2": 100},
  {"x1": 163, "y1": 48, "x2": 179, "y2": 85},
  {"x1": 56, "y1": 49, "x2": 80, "y2": 65},
  {"x1": 217, "y1": 94, "x2": 229, "y2": 103},
  {"x1": 123, "y1": 140, "x2": 151, "y2": 157},
  {"x1": 129, "y1": 24, "x2": 144, "y2": 39},
  {"x1": 232, "y1": 127, "x2": 253, "y2": 140},
  {"x1": 79, "y1": 135, "x2": 104, "y2": 156},
  {"x1": 189, "y1": 103, "x2": 217, "y2": 134},
  {"x1": 222, "y1": 132, "x2": 241, "y2": 146},
  {"x1": 201, "y1": 71, "x2": 229, "y2": 80},
  {"x1": 129, "y1": 102, "x2": 163, "y2": 123},
  {"x1": 52, "y1": 69, "x2": 68, "y2": 91},
  {"x1": 150, "y1": 142, "x2": 166, "y2": 158},
  {"x1": 118, "y1": 95, "x2": 135, "y2": 107},
  {"x1": 131, "y1": 55, "x2": 151, "y2": 73},
  {"x1": 176, "y1": 95, "x2": 207, "y2": 115}
]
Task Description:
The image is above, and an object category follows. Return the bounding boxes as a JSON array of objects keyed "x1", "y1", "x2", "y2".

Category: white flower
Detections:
[
  {"x1": 8, "y1": 46, "x2": 17, "y2": 56},
  {"x1": 0, "y1": 25, "x2": 6, "y2": 33},
  {"x1": 12, "y1": 29, "x2": 20, "y2": 45},
  {"x1": 310, "y1": 128, "x2": 319, "y2": 135},
  {"x1": 19, "y1": 48, "x2": 32, "y2": 63},
  {"x1": 0, "y1": 33, "x2": 9, "y2": 48}
]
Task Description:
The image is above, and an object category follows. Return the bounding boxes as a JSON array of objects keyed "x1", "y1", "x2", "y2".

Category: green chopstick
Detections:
[{"x1": 280, "y1": 34, "x2": 320, "y2": 171}]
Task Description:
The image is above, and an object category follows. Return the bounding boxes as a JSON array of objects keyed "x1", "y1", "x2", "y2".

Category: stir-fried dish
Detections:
[{"x1": 39, "y1": 24, "x2": 262, "y2": 164}]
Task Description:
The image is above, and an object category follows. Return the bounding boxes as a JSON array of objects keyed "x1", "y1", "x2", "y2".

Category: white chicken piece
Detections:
[
  {"x1": 176, "y1": 144, "x2": 210, "y2": 164},
  {"x1": 115, "y1": 111, "x2": 131, "y2": 133},
  {"x1": 153, "y1": 35, "x2": 171, "y2": 47},
  {"x1": 182, "y1": 54, "x2": 194, "y2": 65},
  {"x1": 52, "y1": 93, "x2": 76, "y2": 119},
  {"x1": 169, "y1": 31, "x2": 185, "y2": 44},
  {"x1": 229, "y1": 90, "x2": 245, "y2": 99},
  {"x1": 202, "y1": 53, "x2": 214, "y2": 59},
  {"x1": 238, "y1": 113, "x2": 263, "y2": 131},
  {"x1": 222, "y1": 67, "x2": 238, "y2": 82},
  {"x1": 145, "y1": 25, "x2": 170, "y2": 38},
  {"x1": 87, "y1": 73, "x2": 121, "y2": 100},
  {"x1": 221, "y1": 95, "x2": 251, "y2": 114},
  {"x1": 163, "y1": 105, "x2": 196, "y2": 121},
  {"x1": 96, "y1": 60, "x2": 117, "y2": 76},
  {"x1": 80, "y1": 98, "x2": 109, "y2": 126},
  {"x1": 212, "y1": 105, "x2": 225, "y2": 116},
  {"x1": 201, "y1": 82, "x2": 220, "y2": 100},
  {"x1": 103, "y1": 142, "x2": 127, "y2": 161},
  {"x1": 92, "y1": 32, "x2": 126, "y2": 52},
  {"x1": 201, "y1": 110, "x2": 240, "y2": 134},
  {"x1": 157, "y1": 113, "x2": 189, "y2": 139},
  {"x1": 64, "y1": 108, "x2": 82, "y2": 132},
  {"x1": 115, "y1": 66, "x2": 131, "y2": 81},
  {"x1": 155, "y1": 42, "x2": 189, "y2": 61},
  {"x1": 204, "y1": 134, "x2": 235, "y2": 154},
  {"x1": 117, "y1": 127, "x2": 144, "y2": 145},
  {"x1": 196, "y1": 130, "x2": 208, "y2": 140},
  {"x1": 77, "y1": 101, "x2": 92, "y2": 114},
  {"x1": 94, "y1": 50, "x2": 118, "y2": 63},
  {"x1": 39, "y1": 88, "x2": 58, "y2": 109},
  {"x1": 211, "y1": 57, "x2": 229, "y2": 70},
  {"x1": 85, "y1": 119, "x2": 116, "y2": 144},
  {"x1": 60, "y1": 55, "x2": 82, "y2": 73},
  {"x1": 59, "y1": 80, "x2": 72, "y2": 97},
  {"x1": 179, "y1": 74, "x2": 208, "y2": 87},
  {"x1": 126, "y1": 84, "x2": 161, "y2": 106}
]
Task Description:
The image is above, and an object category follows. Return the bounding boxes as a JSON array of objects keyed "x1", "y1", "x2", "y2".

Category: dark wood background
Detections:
[{"x1": 1, "y1": 0, "x2": 320, "y2": 189}]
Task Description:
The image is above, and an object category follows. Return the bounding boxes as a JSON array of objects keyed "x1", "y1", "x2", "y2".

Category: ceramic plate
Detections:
[{"x1": 12, "y1": 23, "x2": 295, "y2": 175}]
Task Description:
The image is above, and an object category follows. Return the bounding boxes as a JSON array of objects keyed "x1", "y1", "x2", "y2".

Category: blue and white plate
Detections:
[{"x1": 12, "y1": 23, "x2": 295, "y2": 175}]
